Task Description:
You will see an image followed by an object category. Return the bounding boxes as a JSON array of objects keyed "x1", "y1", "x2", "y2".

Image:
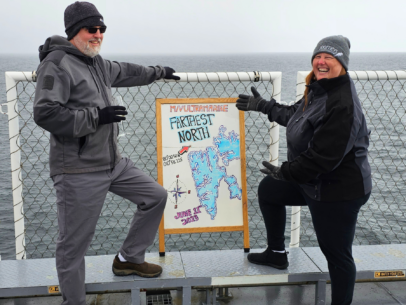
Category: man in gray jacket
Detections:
[{"x1": 33, "y1": 2, "x2": 178, "y2": 304}]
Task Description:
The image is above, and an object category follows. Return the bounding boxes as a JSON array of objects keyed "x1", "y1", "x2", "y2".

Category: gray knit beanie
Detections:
[
  {"x1": 64, "y1": 1, "x2": 106, "y2": 41},
  {"x1": 311, "y1": 35, "x2": 351, "y2": 71}
]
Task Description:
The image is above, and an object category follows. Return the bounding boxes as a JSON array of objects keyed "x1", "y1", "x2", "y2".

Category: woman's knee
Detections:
[
  {"x1": 258, "y1": 176, "x2": 274, "y2": 201},
  {"x1": 258, "y1": 176, "x2": 302, "y2": 205}
]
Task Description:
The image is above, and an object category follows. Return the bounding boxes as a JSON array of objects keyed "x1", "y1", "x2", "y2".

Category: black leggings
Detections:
[{"x1": 258, "y1": 176, "x2": 370, "y2": 305}]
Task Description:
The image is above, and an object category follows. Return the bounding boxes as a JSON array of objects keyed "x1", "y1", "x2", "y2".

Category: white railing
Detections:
[
  {"x1": 4, "y1": 70, "x2": 405, "y2": 258},
  {"x1": 3, "y1": 71, "x2": 282, "y2": 259},
  {"x1": 3, "y1": 72, "x2": 33, "y2": 259}
]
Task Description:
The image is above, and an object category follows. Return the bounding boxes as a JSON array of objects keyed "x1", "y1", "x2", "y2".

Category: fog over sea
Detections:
[{"x1": 0, "y1": 52, "x2": 405, "y2": 259}]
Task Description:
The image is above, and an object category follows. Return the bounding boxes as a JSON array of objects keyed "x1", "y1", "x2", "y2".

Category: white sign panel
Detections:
[{"x1": 157, "y1": 99, "x2": 248, "y2": 233}]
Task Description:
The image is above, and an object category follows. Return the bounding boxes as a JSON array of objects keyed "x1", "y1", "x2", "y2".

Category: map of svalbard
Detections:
[{"x1": 188, "y1": 125, "x2": 242, "y2": 219}]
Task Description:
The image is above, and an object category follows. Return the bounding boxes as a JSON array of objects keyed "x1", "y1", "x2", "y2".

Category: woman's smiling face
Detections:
[{"x1": 312, "y1": 53, "x2": 343, "y2": 80}]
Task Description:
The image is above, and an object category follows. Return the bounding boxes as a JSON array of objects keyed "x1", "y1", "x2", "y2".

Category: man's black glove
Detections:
[
  {"x1": 236, "y1": 86, "x2": 271, "y2": 114},
  {"x1": 260, "y1": 161, "x2": 285, "y2": 181},
  {"x1": 98, "y1": 106, "x2": 127, "y2": 125},
  {"x1": 164, "y1": 67, "x2": 180, "y2": 80}
]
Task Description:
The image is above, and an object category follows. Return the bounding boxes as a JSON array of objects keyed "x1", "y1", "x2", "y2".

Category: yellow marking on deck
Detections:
[
  {"x1": 374, "y1": 270, "x2": 405, "y2": 278},
  {"x1": 48, "y1": 285, "x2": 60, "y2": 294}
]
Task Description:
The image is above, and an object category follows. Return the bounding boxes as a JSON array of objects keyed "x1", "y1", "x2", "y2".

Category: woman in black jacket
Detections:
[{"x1": 236, "y1": 35, "x2": 371, "y2": 305}]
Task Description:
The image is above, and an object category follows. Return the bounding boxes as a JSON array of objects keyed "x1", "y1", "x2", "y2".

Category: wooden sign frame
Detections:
[{"x1": 156, "y1": 98, "x2": 250, "y2": 255}]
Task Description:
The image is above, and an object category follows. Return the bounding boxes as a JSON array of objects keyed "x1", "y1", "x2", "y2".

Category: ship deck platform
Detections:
[{"x1": 1, "y1": 244, "x2": 405, "y2": 305}]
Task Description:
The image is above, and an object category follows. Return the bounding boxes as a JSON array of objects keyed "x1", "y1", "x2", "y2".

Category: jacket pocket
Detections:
[{"x1": 78, "y1": 135, "x2": 89, "y2": 157}]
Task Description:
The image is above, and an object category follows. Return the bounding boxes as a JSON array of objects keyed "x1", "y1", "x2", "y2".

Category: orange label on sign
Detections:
[
  {"x1": 374, "y1": 271, "x2": 405, "y2": 278},
  {"x1": 48, "y1": 286, "x2": 60, "y2": 293}
]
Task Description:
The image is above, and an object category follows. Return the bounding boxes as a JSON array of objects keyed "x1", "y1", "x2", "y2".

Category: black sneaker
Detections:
[{"x1": 247, "y1": 248, "x2": 289, "y2": 270}]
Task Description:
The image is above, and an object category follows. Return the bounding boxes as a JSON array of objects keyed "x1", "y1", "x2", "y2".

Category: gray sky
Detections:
[{"x1": 1, "y1": 0, "x2": 405, "y2": 54}]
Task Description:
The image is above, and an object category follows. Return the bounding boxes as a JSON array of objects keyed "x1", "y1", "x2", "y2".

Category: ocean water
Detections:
[{"x1": 1, "y1": 52, "x2": 406, "y2": 260}]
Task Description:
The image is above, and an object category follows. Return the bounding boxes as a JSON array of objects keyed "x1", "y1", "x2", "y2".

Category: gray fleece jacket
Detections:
[{"x1": 33, "y1": 35, "x2": 166, "y2": 176}]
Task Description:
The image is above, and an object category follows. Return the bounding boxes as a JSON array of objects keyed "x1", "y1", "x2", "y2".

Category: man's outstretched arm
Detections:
[{"x1": 105, "y1": 59, "x2": 179, "y2": 88}]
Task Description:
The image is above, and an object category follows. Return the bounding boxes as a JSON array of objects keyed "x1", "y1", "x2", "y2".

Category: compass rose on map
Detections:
[{"x1": 167, "y1": 175, "x2": 191, "y2": 209}]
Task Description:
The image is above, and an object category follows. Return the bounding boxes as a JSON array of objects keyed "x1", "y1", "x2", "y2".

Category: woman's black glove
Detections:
[
  {"x1": 236, "y1": 87, "x2": 272, "y2": 114},
  {"x1": 98, "y1": 106, "x2": 127, "y2": 125},
  {"x1": 164, "y1": 67, "x2": 181, "y2": 80},
  {"x1": 260, "y1": 161, "x2": 285, "y2": 181}
]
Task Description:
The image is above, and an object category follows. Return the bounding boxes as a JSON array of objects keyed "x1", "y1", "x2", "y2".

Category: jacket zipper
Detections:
[
  {"x1": 96, "y1": 59, "x2": 108, "y2": 86},
  {"x1": 92, "y1": 60, "x2": 116, "y2": 169},
  {"x1": 87, "y1": 65, "x2": 100, "y2": 93}
]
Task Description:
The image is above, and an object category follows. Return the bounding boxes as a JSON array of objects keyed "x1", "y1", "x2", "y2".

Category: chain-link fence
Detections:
[
  {"x1": 296, "y1": 71, "x2": 406, "y2": 247},
  {"x1": 4, "y1": 71, "x2": 282, "y2": 259},
  {"x1": 3, "y1": 70, "x2": 406, "y2": 259}
]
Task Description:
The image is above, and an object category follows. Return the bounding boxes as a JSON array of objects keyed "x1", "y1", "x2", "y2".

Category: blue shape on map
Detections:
[
  {"x1": 187, "y1": 126, "x2": 242, "y2": 220},
  {"x1": 224, "y1": 175, "x2": 242, "y2": 200},
  {"x1": 214, "y1": 125, "x2": 240, "y2": 166}
]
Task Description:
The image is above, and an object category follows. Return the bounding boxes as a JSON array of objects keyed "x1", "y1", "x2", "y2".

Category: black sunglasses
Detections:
[{"x1": 85, "y1": 27, "x2": 107, "y2": 34}]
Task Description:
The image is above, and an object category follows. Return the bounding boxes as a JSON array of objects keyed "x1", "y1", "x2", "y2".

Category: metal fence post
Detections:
[
  {"x1": 315, "y1": 280, "x2": 326, "y2": 305},
  {"x1": 5, "y1": 72, "x2": 26, "y2": 260},
  {"x1": 289, "y1": 71, "x2": 308, "y2": 248},
  {"x1": 269, "y1": 72, "x2": 281, "y2": 166}
]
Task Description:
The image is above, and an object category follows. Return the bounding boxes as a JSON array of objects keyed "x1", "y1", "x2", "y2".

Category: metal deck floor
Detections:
[
  {"x1": 1, "y1": 245, "x2": 405, "y2": 304},
  {"x1": 303, "y1": 244, "x2": 406, "y2": 272},
  {"x1": 1, "y1": 282, "x2": 406, "y2": 304}
]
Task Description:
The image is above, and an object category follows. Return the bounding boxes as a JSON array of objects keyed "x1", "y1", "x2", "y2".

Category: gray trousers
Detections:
[{"x1": 52, "y1": 157, "x2": 167, "y2": 305}]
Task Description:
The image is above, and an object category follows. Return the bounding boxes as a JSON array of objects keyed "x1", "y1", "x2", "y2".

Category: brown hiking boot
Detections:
[{"x1": 112, "y1": 255, "x2": 163, "y2": 278}]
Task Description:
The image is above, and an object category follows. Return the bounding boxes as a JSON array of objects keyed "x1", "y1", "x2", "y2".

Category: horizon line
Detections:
[{"x1": 0, "y1": 51, "x2": 404, "y2": 56}]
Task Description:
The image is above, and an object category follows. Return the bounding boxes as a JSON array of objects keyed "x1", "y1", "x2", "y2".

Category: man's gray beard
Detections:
[{"x1": 73, "y1": 36, "x2": 102, "y2": 58}]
